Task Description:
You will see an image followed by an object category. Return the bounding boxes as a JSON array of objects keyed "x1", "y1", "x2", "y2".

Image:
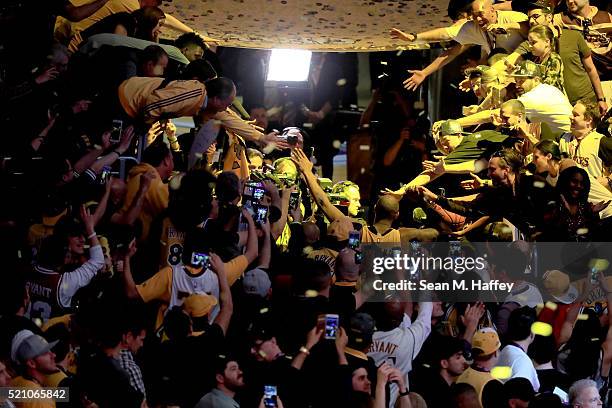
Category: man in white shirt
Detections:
[
  {"x1": 559, "y1": 99, "x2": 612, "y2": 218},
  {"x1": 495, "y1": 306, "x2": 540, "y2": 392},
  {"x1": 368, "y1": 300, "x2": 432, "y2": 406},
  {"x1": 391, "y1": 0, "x2": 528, "y2": 90},
  {"x1": 438, "y1": 61, "x2": 573, "y2": 135}
]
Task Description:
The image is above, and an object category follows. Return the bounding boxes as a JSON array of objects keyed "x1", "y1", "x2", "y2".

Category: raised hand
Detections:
[
  {"x1": 117, "y1": 125, "x2": 135, "y2": 154},
  {"x1": 35, "y1": 66, "x2": 59, "y2": 85},
  {"x1": 291, "y1": 148, "x2": 313, "y2": 173},
  {"x1": 422, "y1": 159, "x2": 445, "y2": 175},
  {"x1": 403, "y1": 70, "x2": 427, "y2": 91},
  {"x1": 390, "y1": 28, "x2": 416, "y2": 42},
  {"x1": 461, "y1": 302, "x2": 486, "y2": 329},
  {"x1": 80, "y1": 204, "x2": 96, "y2": 235},
  {"x1": 460, "y1": 173, "x2": 485, "y2": 190}
]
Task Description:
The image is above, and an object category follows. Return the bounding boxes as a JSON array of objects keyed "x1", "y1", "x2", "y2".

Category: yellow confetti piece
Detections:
[
  {"x1": 305, "y1": 290, "x2": 318, "y2": 298},
  {"x1": 577, "y1": 314, "x2": 589, "y2": 321},
  {"x1": 576, "y1": 228, "x2": 589, "y2": 235},
  {"x1": 545, "y1": 301, "x2": 558, "y2": 311},
  {"x1": 259, "y1": 308, "x2": 269, "y2": 314},
  {"x1": 531, "y1": 322, "x2": 553, "y2": 337},
  {"x1": 33, "y1": 318, "x2": 42, "y2": 328},
  {"x1": 491, "y1": 366, "x2": 512, "y2": 380}
]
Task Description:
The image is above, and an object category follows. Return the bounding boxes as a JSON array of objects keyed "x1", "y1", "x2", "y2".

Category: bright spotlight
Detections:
[{"x1": 266, "y1": 49, "x2": 312, "y2": 83}]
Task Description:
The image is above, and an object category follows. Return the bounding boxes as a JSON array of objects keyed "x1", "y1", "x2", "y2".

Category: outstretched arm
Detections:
[
  {"x1": 404, "y1": 44, "x2": 471, "y2": 91},
  {"x1": 291, "y1": 148, "x2": 345, "y2": 222}
]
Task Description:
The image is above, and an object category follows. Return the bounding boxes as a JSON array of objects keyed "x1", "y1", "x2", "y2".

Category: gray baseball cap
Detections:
[
  {"x1": 11, "y1": 330, "x2": 58, "y2": 364},
  {"x1": 243, "y1": 268, "x2": 272, "y2": 298}
]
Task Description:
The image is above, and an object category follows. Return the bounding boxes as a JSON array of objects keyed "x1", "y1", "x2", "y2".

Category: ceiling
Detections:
[{"x1": 163, "y1": 0, "x2": 452, "y2": 51}]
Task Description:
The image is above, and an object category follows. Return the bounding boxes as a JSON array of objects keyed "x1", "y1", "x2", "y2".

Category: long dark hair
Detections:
[
  {"x1": 564, "y1": 308, "x2": 605, "y2": 382},
  {"x1": 557, "y1": 166, "x2": 590, "y2": 204}
]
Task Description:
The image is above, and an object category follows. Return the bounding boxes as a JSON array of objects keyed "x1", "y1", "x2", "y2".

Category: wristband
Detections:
[
  {"x1": 399, "y1": 388, "x2": 410, "y2": 397},
  {"x1": 112, "y1": 149, "x2": 122, "y2": 156},
  {"x1": 597, "y1": 97, "x2": 606, "y2": 102},
  {"x1": 299, "y1": 346, "x2": 310, "y2": 355},
  {"x1": 87, "y1": 232, "x2": 97, "y2": 240},
  {"x1": 409, "y1": 32, "x2": 417, "y2": 41}
]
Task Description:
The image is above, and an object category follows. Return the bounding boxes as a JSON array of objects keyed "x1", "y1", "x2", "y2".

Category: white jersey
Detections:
[
  {"x1": 168, "y1": 264, "x2": 221, "y2": 321},
  {"x1": 560, "y1": 130, "x2": 612, "y2": 218},
  {"x1": 560, "y1": 130, "x2": 608, "y2": 179},
  {"x1": 368, "y1": 302, "x2": 432, "y2": 407}
]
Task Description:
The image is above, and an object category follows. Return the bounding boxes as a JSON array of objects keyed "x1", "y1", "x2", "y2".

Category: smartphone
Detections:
[
  {"x1": 263, "y1": 385, "x2": 277, "y2": 408},
  {"x1": 290, "y1": 190, "x2": 300, "y2": 210},
  {"x1": 99, "y1": 165, "x2": 111, "y2": 184},
  {"x1": 252, "y1": 204, "x2": 269, "y2": 224},
  {"x1": 110, "y1": 119, "x2": 123, "y2": 143},
  {"x1": 348, "y1": 230, "x2": 360, "y2": 250},
  {"x1": 590, "y1": 266, "x2": 599, "y2": 284},
  {"x1": 244, "y1": 181, "x2": 265, "y2": 201},
  {"x1": 325, "y1": 314, "x2": 339, "y2": 339},
  {"x1": 190, "y1": 252, "x2": 210, "y2": 269}
]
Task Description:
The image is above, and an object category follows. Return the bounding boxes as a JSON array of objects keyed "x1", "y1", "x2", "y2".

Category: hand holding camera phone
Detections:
[
  {"x1": 99, "y1": 166, "x2": 111, "y2": 184},
  {"x1": 110, "y1": 119, "x2": 123, "y2": 144},
  {"x1": 318, "y1": 314, "x2": 339, "y2": 340}
]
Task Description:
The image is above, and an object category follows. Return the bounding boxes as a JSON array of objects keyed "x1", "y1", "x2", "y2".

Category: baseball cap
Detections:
[
  {"x1": 182, "y1": 293, "x2": 218, "y2": 318},
  {"x1": 243, "y1": 268, "x2": 272, "y2": 298},
  {"x1": 11, "y1": 330, "x2": 58, "y2": 364},
  {"x1": 511, "y1": 60, "x2": 542, "y2": 78},
  {"x1": 526, "y1": 0, "x2": 553, "y2": 13},
  {"x1": 466, "y1": 65, "x2": 499, "y2": 84},
  {"x1": 542, "y1": 270, "x2": 579, "y2": 304},
  {"x1": 471, "y1": 327, "x2": 501, "y2": 356},
  {"x1": 348, "y1": 312, "x2": 376, "y2": 346},
  {"x1": 438, "y1": 120, "x2": 468, "y2": 137},
  {"x1": 327, "y1": 217, "x2": 354, "y2": 241}
]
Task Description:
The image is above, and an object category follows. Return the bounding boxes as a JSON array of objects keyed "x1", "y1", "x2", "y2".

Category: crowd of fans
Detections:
[{"x1": 1, "y1": 0, "x2": 612, "y2": 407}]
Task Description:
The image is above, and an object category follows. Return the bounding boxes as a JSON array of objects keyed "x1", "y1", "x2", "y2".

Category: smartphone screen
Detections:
[
  {"x1": 324, "y1": 314, "x2": 339, "y2": 339},
  {"x1": 110, "y1": 120, "x2": 123, "y2": 143},
  {"x1": 252, "y1": 204, "x2": 269, "y2": 224},
  {"x1": 190, "y1": 252, "x2": 210, "y2": 268},
  {"x1": 263, "y1": 385, "x2": 277, "y2": 408},
  {"x1": 348, "y1": 230, "x2": 360, "y2": 250},
  {"x1": 100, "y1": 166, "x2": 111, "y2": 184},
  {"x1": 290, "y1": 191, "x2": 300, "y2": 209}
]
